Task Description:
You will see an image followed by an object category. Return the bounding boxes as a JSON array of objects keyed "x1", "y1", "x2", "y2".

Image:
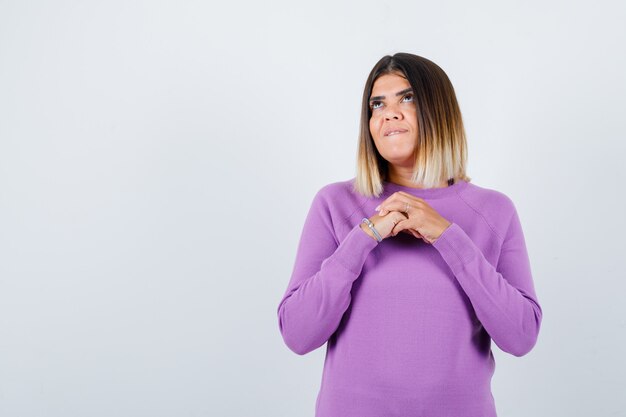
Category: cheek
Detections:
[
  {"x1": 369, "y1": 117, "x2": 380, "y2": 137},
  {"x1": 407, "y1": 110, "x2": 418, "y2": 129}
]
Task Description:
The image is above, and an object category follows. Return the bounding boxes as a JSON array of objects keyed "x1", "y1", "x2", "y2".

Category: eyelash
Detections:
[{"x1": 370, "y1": 93, "x2": 414, "y2": 110}]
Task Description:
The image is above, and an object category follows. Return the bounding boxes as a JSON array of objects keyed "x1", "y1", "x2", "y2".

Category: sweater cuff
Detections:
[
  {"x1": 330, "y1": 222, "x2": 380, "y2": 275},
  {"x1": 431, "y1": 222, "x2": 478, "y2": 274}
]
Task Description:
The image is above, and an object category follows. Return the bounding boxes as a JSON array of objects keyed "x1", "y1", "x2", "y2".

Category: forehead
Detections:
[{"x1": 370, "y1": 73, "x2": 410, "y2": 95}]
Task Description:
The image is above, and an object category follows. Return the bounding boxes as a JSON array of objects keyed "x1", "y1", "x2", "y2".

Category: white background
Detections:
[{"x1": 1, "y1": 1, "x2": 625, "y2": 416}]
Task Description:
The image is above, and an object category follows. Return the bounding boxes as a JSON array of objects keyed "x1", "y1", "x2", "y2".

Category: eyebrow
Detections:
[{"x1": 369, "y1": 87, "x2": 413, "y2": 102}]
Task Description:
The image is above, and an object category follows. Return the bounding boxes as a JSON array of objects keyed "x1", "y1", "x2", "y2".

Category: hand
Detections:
[
  {"x1": 375, "y1": 191, "x2": 452, "y2": 244},
  {"x1": 360, "y1": 210, "x2": 409, "y2": 241}
]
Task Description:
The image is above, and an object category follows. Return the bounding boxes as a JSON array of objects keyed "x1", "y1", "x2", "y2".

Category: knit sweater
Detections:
[{"x1": 277, "y1": 177, "x2": 542, "y2": 417}]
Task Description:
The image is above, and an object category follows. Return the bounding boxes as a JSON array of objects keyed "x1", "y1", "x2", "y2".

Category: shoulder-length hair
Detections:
[{"x1": 353, "y1": 53, "x2": 471, "y2": 198}]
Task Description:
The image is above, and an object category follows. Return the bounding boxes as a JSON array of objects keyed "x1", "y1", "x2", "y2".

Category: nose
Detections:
[{"x1": 383, "y1": 104, "x2": 402, "y2": 120}]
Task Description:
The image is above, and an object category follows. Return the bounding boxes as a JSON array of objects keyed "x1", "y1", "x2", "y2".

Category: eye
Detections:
[{"x1": 370, "y1": 94, "x2": 413, "y2": 111}]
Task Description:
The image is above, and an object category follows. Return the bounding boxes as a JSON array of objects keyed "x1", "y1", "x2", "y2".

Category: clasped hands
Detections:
[{"x1": 366, "y1": 191, "x2": 452, "y2": 244}]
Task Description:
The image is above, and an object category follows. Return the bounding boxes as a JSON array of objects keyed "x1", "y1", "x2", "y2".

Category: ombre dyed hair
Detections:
[{"x1": 353, "y1": 53, "x2": 471, "y2": 198}]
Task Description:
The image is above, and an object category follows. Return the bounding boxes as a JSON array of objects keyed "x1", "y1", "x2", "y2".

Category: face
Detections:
[{"x1": 368, "y1": 72, "x2": 418, "y2": 169}]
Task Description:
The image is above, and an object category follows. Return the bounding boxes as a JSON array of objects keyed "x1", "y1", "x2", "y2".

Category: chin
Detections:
[{"x1": 381, "y1": 150, "x2": 415, "y2": 162}]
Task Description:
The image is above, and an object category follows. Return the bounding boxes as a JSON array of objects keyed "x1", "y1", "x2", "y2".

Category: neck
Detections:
[{"x1": 387, "y1": 170, "x2": 450, "y2": 189}]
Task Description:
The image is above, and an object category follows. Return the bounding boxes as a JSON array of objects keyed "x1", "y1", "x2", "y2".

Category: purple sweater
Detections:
[{"x1": 277, "y1": 178, "x2": 542, "y2": 417}]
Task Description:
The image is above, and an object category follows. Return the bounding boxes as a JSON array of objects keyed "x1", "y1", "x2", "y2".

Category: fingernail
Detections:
[{"x1": 375, "y1": 205, "x2": 380, "y2": 211}]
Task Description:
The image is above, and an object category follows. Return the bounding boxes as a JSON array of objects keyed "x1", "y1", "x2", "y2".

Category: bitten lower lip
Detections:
[{"x1": 385, "y1": 130, "x2": 408, "y2": 136}]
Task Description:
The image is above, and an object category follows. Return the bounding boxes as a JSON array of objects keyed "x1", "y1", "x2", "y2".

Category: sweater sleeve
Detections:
[
  {"x1": 431, "y1": 205, "x2": 543, "y2": 357},
  {"x1": 277, "y1": 188, "x2": 379, "y2": 355}
]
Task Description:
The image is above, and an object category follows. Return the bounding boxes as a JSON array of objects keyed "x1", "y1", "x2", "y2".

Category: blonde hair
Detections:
[{"x1": 353, "y1": 53, "x2": 471, "y2": 198}]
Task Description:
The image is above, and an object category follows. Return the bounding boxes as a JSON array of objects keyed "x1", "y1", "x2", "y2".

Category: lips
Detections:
[{"x1": 384, "y1": 128, "x2": 408, "y2": 136}]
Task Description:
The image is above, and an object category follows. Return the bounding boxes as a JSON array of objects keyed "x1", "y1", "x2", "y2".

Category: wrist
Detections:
[
  {"x1": 360, "y1": 222, "x2": 379, "y2": 241},
  {"x1": 432, "y1": 221, "x2": 452, "y2": 244}
]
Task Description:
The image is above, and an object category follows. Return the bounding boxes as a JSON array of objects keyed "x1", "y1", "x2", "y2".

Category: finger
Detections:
[
  {"x1": 375, "y1": 191, "x2": 418, "y2": 213},
  {"x1": 409, "y1": 229, "x2": 423, "y2": 239},
  {"x1": 379, "y1": 200, "x2": 422, "y2": 216},
  {"x1": 390, "y1": 218, "x2": 403, "y2": 236},
  {"x1": 391, "y1": 218, "x2": 412, "y2": 237},
  {"x1": 395, "y1": 227, "x2": 423, "y2": 240}
]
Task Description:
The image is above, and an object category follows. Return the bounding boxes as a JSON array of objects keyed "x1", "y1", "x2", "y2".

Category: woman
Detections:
[{"x1": 277, "y1": 52, "x2": 542, "y2": 417}]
